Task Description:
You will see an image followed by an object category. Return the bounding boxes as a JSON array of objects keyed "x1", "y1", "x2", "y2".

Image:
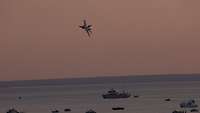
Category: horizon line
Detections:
[{"x1": 1, "y1": 73, "x2": 200, "y2": 82}]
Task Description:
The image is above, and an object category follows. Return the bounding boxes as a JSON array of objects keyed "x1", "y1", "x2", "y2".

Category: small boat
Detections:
[
  {"x1": 191, "y1": 109, "x2": 199, "y2": 112},
  {"x1": 7, "y1": 108, "x2": 19, "y2": 113},
  {"x1": 180, "y1": 99, "x2": 198, "y2": 108},
  {"x1": 134, "y1": 95, "x2": 139, "y2": 98},
  {"x1": 112, "y1": 107, "x2": 125, "y2": 110},
  {"x1": 85, "y1": 109, "x2": 96, "y2": 113},
  {"x1": 172, "y1": 110, "x2": 186, "y2": 113},
  {"x1": 64, "y1": 108, "x2": 71, "y2": 112},
  {"x1": 18, "y1": 96, "x2": 22, "y2": 100},
  {"x1": 102, "y1": 89, "x2": 131, "y2": 99},
  {"x1": 52, "y1": 110, "x2": 59, "y2": 113},
  {"x1": 165, "y1": 98, "x2": 171, "y2": 101}
]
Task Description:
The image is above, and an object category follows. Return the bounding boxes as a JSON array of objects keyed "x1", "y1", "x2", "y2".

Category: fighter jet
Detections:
[{"x1": 79, "y1": 20, "x2": 92, "y2": 37}]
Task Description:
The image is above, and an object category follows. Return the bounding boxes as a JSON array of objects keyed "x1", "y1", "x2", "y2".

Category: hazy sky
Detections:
[{"x1": 1, "y1": 0, "x2": 200, "y2": 81}]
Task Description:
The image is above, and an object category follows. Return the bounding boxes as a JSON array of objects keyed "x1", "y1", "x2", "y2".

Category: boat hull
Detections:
[{"x1": 102, "y1": 94, "x2": 131, "y2": 99}]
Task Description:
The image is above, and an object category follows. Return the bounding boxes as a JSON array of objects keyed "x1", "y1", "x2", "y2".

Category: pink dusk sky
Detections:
[{"x1": 0, "y1": 0, "x2": 200, "y2": 81}]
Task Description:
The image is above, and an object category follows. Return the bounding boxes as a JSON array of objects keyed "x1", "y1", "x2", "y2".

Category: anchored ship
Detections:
[{"x1": 102, "y1": 89, "x2": 131, "y2": 99}]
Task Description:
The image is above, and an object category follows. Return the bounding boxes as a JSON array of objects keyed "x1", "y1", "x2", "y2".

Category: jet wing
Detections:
[{"x1": 87, "y1": 25, "x2": 92, "y2": 28}]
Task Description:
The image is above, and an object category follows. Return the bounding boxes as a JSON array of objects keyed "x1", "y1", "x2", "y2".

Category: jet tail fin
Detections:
[{"x1": 86, "y1": 30, "x2": 91, "y2": 37}]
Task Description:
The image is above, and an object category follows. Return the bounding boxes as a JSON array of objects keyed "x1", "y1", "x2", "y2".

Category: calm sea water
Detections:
[{"x1": 0, "y1": 75, "x2": 200, "y2": 113}]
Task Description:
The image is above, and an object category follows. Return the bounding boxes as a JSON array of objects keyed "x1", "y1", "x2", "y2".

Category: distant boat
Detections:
[
  {"x1": 7, "y1": 108, "x2": 19, "y2": 113},
  {"x1": 191, "y1": 109, "x2": 199, "y2": 112},
  {"x1": 165, "y1": 98, "x2": 171, "y2": 101},
  {"x1": 85, "y1": 109, "x2": 96, "y2": 113},
  {"x1": 6, "y1": 108, "x2": 24, "y2": 113},
  {"x1": 64, "y1": 108, "x2": 71, "y2": 112},
  {"x1": 172, "y1": 110, "x2": 186, "y2": 113},
  {"x1": 18, "y1": 96, "x2": 22, "y2": 100},
  {"x1": 134, "y1": 95, "x2": 139, "y2": 98},
  {"x1": 102, "y1": 89, "x2": 131, "y2": 99},
  {"x1": 52, "y1": 110, "x2": 59, "y2": 113},
  {"x1": 180, "y1": 99, "x2": 198, "y2": 108},
  {"x1": 112, "y1": 107, "x2": 125, "y2": 110}
]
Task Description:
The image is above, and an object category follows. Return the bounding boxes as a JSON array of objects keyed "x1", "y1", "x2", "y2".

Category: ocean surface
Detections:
[{"x1": 0, "y1": 75, "x2": 200, "y2": 113}]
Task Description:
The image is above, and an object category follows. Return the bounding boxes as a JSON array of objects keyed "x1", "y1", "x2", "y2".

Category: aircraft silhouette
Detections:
[{"x1": 79, "y1": 20, "x2": 92, "y2": 37}]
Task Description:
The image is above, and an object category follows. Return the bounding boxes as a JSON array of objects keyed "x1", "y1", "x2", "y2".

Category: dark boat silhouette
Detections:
[
  {"x1": 18, "y1": 96, "x2": 22, "y2": 100},
  {"x1": 85, "y1": 109, "x2": 96, "y2": 113},
  {"x1": 172, "y1": 110, "x2": 186, "y2": 113},
  {"x1": 52, "y1": 110, "x2": 59, "y2": 113},
  {"x1": 64, "y1": 108, "x2": 71, "y2": 112},
  {"x1": 134, "y1": 95, "x2": 139, "y2": 98},
  {"x1": 7, "y1": 108, "x2": 19, "y2": 113},
  {"x1": 6, "y1": 108, "x2": 24, "y2": 113},
  {"x1": 102, "y1": 89, "x2": 131, "y2": 99},
  {"x1": 165, "y1": 98, "x2": 171, "y2": 101},
  {"x1": 191, "y1": 109, "x2": 199, "y2": 112},
  {"x1": 112, "y1": 107, "x2": 125, "y2": 110}
]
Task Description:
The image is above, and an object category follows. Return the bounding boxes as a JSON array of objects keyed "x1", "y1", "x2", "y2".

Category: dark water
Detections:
[{"x1": 0, "y1": 74, "x2": 200, "y2": 113}]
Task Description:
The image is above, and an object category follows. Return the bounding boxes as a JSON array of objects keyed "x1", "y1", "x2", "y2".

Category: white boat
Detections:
[
  {"x1": 102, "y1": 89, "x2": 131, "y2": 99},
  {"x1": 180, "y1": 99, "x2": 198, "y2": 108}
]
